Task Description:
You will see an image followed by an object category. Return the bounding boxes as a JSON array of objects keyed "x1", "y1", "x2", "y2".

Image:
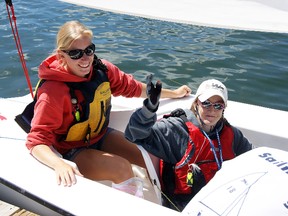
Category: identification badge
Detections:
[{"x1": 186, "y1": 171, "x2": 193, "y2": 187}]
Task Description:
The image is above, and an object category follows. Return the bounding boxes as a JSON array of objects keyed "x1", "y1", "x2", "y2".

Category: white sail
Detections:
[{"x1": 59, "y1": 0, "x2": 288, "y2": 33}]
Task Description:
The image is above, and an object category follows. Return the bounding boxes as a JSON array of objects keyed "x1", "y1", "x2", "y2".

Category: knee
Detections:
[{"x1": 113, "y1": 158, "x2": 134, "y2": 183}]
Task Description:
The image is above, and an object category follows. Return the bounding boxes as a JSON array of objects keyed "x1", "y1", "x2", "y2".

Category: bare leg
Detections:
[
  {"x1": 73, "y1": 148, "x2": 134, "y2": 184},
  {"x1": 101, "y1": 130, "x2": 147, "y2": 169}
]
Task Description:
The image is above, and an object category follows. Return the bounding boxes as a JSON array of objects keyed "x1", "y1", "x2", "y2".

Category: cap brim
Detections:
[{"x1": 198, "y1": 91, "x2": 227, "y2": 106}]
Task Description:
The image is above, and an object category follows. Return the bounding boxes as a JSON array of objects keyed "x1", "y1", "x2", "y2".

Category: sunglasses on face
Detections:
[
  {"x1": 200, "y1": 100, "x2": 225, "y2": 110},
  {"x1": 62, "y1": 43, "x2": 96, "y2": 60}
]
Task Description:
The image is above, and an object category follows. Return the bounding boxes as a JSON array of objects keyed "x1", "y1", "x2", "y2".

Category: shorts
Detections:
[{"x1": 62, "y1": 127, "x2": 114, "y2": 161}]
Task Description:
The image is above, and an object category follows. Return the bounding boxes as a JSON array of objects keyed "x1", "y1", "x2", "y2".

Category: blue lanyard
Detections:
[{"x1": 202, "y1": 129, "x2": 223, "y2": 170}]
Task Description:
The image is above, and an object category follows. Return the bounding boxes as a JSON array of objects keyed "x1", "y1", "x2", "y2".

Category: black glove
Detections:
[{"x1": 145, "y1": 74, "x2": 162, "y2": 112}]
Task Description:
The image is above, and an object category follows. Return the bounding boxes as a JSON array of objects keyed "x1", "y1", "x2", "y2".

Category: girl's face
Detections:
[
  {"x1": 60, "y1": 35, "x2": 95, "y2": 77},
  {"x1": 197, "y1": 95, "x2": 225, "y2": 127}
]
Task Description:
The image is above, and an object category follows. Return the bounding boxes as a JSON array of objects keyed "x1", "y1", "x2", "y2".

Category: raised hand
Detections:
[{"x1": 145, "y1": 74, "x2": 162, "y2": 112}]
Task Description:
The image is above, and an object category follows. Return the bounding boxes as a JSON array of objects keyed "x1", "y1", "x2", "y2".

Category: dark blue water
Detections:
[{"x1": 1, "y1": 0, "x2": 288, "y2": 111}]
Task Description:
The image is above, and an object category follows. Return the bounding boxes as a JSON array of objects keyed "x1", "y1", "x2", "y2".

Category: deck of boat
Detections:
[{"x1": 0, "y1": 200, "x2": 38, "y2": 216}]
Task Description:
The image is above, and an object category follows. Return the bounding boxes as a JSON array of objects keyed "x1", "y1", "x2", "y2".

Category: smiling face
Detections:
[
  {"x1": 55, "y1": 21, "x2": 95, "y2": 78},
  {"x1": 196, "y1": 95, "x2": 225, "y2": 130},
  {"x1": 59, "y1": 35, "x2": 94, "y2": 77}
]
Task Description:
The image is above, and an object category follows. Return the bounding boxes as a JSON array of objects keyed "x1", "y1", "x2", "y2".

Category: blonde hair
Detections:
[
  {"x1": 56, "y1": 20, "x2": 93, "y2": 51},
  {"x1": 190, "y1": 99, "x2": 198, "y2": 116}
]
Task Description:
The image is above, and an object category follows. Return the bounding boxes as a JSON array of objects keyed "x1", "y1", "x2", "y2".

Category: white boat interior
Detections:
[{"x1": 1, "y1": 94, "x2": 288, "y2": 215}]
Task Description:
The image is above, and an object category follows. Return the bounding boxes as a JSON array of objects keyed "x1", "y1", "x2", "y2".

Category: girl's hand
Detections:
[
  {"x1": 54, "y1": 159, "x2": 83, "y2": 186},
  {"x1": 172, "y1": 85, "x2": 192, "y2": 98}
]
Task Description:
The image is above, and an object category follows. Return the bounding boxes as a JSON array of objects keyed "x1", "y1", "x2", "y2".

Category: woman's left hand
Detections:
[{"x1": 173, "y1": 85, "x2": 192, "y2": 98}]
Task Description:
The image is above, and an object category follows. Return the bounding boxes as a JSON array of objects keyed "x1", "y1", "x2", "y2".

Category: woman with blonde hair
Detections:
[{"x1": 25, "y1": 20, "x2": 191, "y2": 196}]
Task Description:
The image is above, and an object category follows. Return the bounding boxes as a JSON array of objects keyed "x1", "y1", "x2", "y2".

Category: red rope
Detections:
[{"x1": 6, "y1": 2, "x2": 34, "y2": 98}]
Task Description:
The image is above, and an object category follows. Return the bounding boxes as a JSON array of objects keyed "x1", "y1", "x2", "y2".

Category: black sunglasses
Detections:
[
  {"x1": 200, "y1": 100, "x2": 225, "y2": 110},
  {"x1": 62, "y1": 43, "x2": 95, "y2": 60}
]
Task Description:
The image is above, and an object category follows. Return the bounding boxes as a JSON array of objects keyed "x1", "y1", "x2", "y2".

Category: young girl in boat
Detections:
[
  {"x1": 25, "y1": 20, "x2": 191, "y2": 196},
  {"x1": 125, "y1": 77, "x2": 253, "y2": 208}
]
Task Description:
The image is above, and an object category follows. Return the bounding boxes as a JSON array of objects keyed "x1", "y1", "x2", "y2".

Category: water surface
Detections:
[{"x1": 1, "y1": 0, "x2": 287, "y2": 111}]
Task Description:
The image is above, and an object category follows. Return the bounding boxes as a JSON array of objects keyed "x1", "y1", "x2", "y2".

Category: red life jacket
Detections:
[{"x1": 159, "y1": 110, "x2": 235, "y2": 210}]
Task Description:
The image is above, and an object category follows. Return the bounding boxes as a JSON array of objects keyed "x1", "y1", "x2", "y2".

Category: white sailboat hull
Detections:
[{"x1": 1, "y1": 94, "x2": 288, "y2": 215}]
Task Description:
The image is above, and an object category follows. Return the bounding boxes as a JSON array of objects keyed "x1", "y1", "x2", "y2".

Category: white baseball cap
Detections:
[{"x1": 194, "y1": 79, "x2": 228, "y2": 106}]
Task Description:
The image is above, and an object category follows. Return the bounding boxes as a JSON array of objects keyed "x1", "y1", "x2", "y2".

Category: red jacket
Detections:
[{"x1": 26, "y1": 55, "x2": 142, "y2": 154}]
